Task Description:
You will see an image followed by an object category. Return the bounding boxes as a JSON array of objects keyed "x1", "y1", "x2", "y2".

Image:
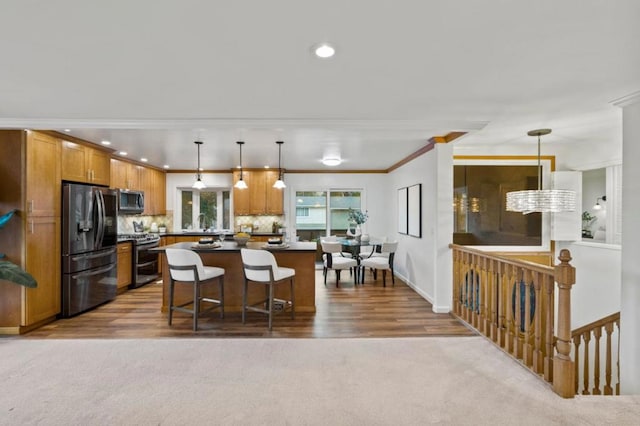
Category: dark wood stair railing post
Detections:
[{"x1": 553, "y1": 249, "x2": 576, "y2": 398}]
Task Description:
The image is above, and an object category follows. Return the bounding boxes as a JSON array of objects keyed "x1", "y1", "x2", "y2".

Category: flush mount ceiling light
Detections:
[
  {"x1": 322, "y1": 157, "x2": 342, "y2": 166},
  {"x1": 234, "y1": 141, "x2": 248, "y2": 189},
  {"x1": 313, "y1": 42, "x2": 335, "y2": 58},
  {"x1": 593, "y1": 195, "x2": 606, "y2": 210},
  {"x1": 273, "y1": 141, "x2": 286, "y2": 189},
  {"x1": 192, "y1": 140, "x2": 206, "y2": 189},
  {"x1": 505, "y1": 129, "x2": 576, "y2": 214}
]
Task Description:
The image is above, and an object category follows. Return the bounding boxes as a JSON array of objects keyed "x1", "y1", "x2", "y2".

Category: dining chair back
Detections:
[
  {"x1": 359, "y1": 241, "x2": 398, "y2": 286},
  {"x1": 320, "y1": 241, "x2": 358, "y2": 286}
]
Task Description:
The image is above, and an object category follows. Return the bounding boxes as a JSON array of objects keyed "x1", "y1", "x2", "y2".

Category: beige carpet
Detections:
[{"x1": 1, "y1": 337, "x2": 638, "y2": 425}]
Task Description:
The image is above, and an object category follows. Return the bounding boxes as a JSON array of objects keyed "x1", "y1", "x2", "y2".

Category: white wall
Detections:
[
  {"x1": 388, "y1": 148, "x2": 441, "y2": 310},
  {"x1": 618, "y1": 94, "x2": 640, "y2": 394}
]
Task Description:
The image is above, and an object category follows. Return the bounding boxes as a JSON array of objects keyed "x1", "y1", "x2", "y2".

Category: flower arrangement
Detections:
[{"x1": 347, "y1": 208, "x2": 369, "y2": 225}]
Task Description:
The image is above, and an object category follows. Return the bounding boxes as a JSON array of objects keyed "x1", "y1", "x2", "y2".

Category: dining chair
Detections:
[
  {"x1": 165, "y1": 248, "x2": 225, "y2": 331},
  {"x1": 321, "y1": 241, "x2": 359, "y2": 286},
  {"x1": 240, "y1": 248, "x2": 295, "y2": 331},
  {"x1": 359, "y1": 241, "x2": 398, "y2": 286}
]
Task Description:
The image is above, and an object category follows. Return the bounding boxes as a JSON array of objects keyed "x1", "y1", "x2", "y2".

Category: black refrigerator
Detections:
[{"x1": 62, "y1": 183, "x2": 118, "y2": 317}]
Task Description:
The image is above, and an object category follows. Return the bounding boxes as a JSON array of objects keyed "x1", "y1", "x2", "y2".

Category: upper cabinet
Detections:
[
  {"x1": 233, "y1": 170, "x2": 283, "y2": 216},
  {"x1": 110, "y1": 158, "x2": 144, "y2": 190},
  {"x1": 61, "y1": 140, "x2": 110, "y2": 186},
  {"x1": 26, "y1": 131, "x2": 61, "y2": 217},
  {"x1": 110, "y1": 158, "x2": 166, "y2": 215}
]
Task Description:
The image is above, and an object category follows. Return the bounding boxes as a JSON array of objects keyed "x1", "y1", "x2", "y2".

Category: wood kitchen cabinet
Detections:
[
  {"x1": 144, "y1": 167, "x2": 166, "y2": 215},
  {"x1": 265, "y1": 170, "x2": 284, "y2": 215},
  {"x1": 111, "y1": 159, "x2": 166, "y2": 215},
  {"x1": 117, "y1": 242, "x2": 133, "y2": 289},
  {"x1": 61, "y1": 140, "x2": 111, "y2": 186},
  {"x1": 233, "y1": 170, "x2": 283, "y2": 216},
  {"x1": 110, "y1": 158, "x2": 144, "y2": 190},
  {"x1": 0, "y1": 130, "x2": 62, "y2": 332}
]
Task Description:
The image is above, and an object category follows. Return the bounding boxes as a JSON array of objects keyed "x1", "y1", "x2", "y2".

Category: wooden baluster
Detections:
[
  {"x1": 604, "y1": 321, "x2": 614, "y2": 395},
  {"x1": 544, "y1": 274, "x2": 555, "y2": 383},
  {"x1": 505, "y1": 264, "x2": 515, "y2": 354},
  {"x1": 592, "y1": 326, "x2": 602, "y2": 395},
  {"x1": 490, "y1": 259, "x2": 498, "y2": 343},
  {"x1": 513, "y1": 266, "x2": 522, "y2": 360},
  {"x1": 573, "y1": 335, "x2": 581, "y2": 394},
  {"x1": 470, "y1": 254, "x2": 478, "y2": 329},
  {"x1": 533, "y1": 271, "x2": 544, "y2": 374},
  {"x1": 452, "y1": 249, "x2": 460, "y2": 316},
  {"x1": 582, "y1": 331, "x2": 591, "y2": 395},
  {"x1": 553, "y1": 249, "x2": 576, "y2": 398},
  {"x1": 480, "y1": 257, "x2": 488, "y2": 336},
  {"x1": 498, "y1": 263, "x2": 507, "y2": 349},
  {"x1": 523, "y1": 269, "x2": 533, "y2": 367},
  {"x1": 462, "y1": 252, "x2": 470, "y2": 323},
  {"x1": 616, "y1": 318, "x2": 620, "y2": 395}
]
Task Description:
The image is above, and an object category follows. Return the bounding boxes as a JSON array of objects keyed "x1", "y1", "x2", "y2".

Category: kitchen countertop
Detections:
[
  {"x1": 153, "y1": 240, "x2": 315, "y2": 252},
  {"x1": 159, "y1": 231, "x2": 284, "y2": 237}
]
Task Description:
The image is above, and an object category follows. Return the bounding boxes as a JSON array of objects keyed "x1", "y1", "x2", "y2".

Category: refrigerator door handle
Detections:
[
  {"x1": 71, "y1": 263, "x2": 116, "y2": 280},
  {"x1": 95, "y1": 189, "x2": 105, "y2": 249},
  {"x1": 70, "y1": 249, "x2": 115, "y2": 262}
]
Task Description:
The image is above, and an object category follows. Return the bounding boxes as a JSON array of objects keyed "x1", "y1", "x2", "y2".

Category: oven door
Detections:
[{"x1": 133, "y1": 239, "x2": 159, "y2": 287}]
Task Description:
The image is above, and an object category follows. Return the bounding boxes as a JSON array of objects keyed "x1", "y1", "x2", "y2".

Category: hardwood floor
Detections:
[{"x1": 23, "y1": 270, "x2": 476, "y2": 338}]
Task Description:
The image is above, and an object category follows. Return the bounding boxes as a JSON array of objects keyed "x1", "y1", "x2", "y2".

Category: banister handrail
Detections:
[
  {"x1": 449, "y1": 244, "x2": 555, "y2": 274},
  {"x1": 571, "y1": 312, "x2": 620, "y2": 337}
]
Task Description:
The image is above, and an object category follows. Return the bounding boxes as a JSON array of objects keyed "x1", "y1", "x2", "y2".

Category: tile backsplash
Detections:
[
  {"x1": 118, "y1": 214, "x2": 173, "y2": 234},
  {"x1": 234, "y1": 215, "x2": 285, "y2": 233}
]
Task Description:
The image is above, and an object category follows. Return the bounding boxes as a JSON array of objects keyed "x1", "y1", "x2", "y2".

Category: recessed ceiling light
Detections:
[
  {"x1": 264, "y1": 165, "x2": 269, "y2": 169},
  {"x1": 119, "y1": 151, "x2": 127, "y2": 156},
  {"x1": 163, "y1": 165, "x2": 170, "y2": 169},
  {"x1": 141, "y1": 158, "x2": 148, "y2": 162},
  {"x1": 313, "y1": 43, "x2": 335, "y2": 58},
  {"x1": 322, "y1": 157, "x2": 342, "y2": 166},
  {"x1": 64, "y1": 129, "x2": 71, "y2": 132},
  {"x1": 101, "y1": 140, "x2": 111, "y2": 145}
]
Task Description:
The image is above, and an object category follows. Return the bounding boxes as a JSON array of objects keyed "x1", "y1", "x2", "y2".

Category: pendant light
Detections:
[
  {"x1": 273, "y1": 140, "x2": 286, "y2": 189},
  {"x1": 192, "y1": 140, "x2": 206, "y2": 189},
  {"x1": 234, "y1": 141, "x2": 248, "y2": 189},
  {"x1": 505, "y1": 129, "x2": 576, "y2": 214}
]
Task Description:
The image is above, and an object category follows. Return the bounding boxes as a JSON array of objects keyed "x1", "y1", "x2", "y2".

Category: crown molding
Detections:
[{"x1": 610, "y1": 91, "x2": 640, "y2": 108}]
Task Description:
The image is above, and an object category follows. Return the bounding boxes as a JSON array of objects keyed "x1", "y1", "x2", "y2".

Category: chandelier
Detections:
[{"x1": 505, "y1": 129, "x2": 576, "y2": 214}]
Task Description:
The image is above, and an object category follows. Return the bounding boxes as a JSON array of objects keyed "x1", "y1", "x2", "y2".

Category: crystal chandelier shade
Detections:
[{"x1": 505, "y1": 129, "x2": 576, "y2": 215}]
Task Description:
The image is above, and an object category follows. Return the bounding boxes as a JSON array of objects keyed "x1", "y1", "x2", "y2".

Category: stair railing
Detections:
[{"x1": 450, "y1": 244, "x2": 577, "y2": 398}]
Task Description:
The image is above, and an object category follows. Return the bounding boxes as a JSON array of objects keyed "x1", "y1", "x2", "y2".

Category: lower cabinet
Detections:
[
  {"x1": 117, "y1": 242, "x2": 132, "y2": 289},
  {"x1": 23, "y1": 216, "x2": 61, "y2": 325}
]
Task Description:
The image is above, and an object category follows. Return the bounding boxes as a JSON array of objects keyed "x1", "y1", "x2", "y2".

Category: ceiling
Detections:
[{"x1": 1, "y1": 1, "x2": 638, "y2": 171}]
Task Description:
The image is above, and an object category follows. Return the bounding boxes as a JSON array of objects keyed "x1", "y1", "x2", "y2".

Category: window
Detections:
[
  {"x1": 179, "y1": 189, "x2": 230, "y2": 230},
  {"x1": 295, "y1": 190, "x2": 364, "y2": 241}
]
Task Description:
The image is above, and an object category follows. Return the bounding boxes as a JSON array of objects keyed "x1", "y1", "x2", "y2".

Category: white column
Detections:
[
  {"x1": 433, "y1": 142, "x2": 454, "y2": 312},
  {"x1": 613, "y1": 91, "x2": 640, "y2": 394}
]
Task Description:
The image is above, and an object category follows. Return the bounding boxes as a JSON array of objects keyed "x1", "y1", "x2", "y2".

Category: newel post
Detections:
[{"x1": 553, "y1": 249, "x2": 576, "y2": 398}]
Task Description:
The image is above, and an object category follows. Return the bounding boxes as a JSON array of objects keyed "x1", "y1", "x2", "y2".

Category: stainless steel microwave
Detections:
[{"x1": 117, "y1": 189, "x2": 144, "y2": 214}]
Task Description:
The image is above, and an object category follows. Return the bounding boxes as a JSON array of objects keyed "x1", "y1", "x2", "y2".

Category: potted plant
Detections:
[
  {"x1": 158, "y1": 223, "x2": 167, "y2": 233},
  {"x1": 347, "y1": 208, "x2": 369, "y2": 242},
  {"x1": 0, "y1": 209, "x2": 37, "y2": 288}
]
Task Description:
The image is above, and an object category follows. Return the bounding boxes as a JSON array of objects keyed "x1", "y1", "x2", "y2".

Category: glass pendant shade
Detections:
[
  {"x1": 192, "y1": 141, "x2": 206, "y2": 189},
  {"x1": 273, "y1": 140, "x2": 286, "y2": 189},
  {"x1": 234, "y1": 141, "x2": 248, "y2": 189},
  {"x1": 505, "y1": 129, "x2": 576, "y2": 215}
]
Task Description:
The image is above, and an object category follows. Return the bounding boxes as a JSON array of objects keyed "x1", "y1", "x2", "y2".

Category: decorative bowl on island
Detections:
[{"x1": 234, "y1": 233, "x2": 251, "y2": 246}]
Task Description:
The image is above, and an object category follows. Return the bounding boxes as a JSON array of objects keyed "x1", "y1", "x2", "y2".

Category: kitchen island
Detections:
[{"x1": 154, "y1": 241, "x2": 317, "y2": 313}]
